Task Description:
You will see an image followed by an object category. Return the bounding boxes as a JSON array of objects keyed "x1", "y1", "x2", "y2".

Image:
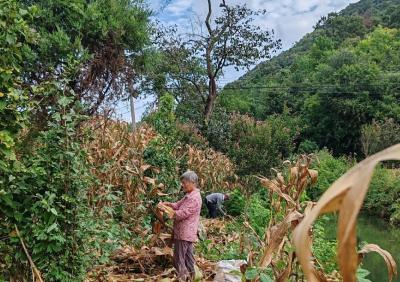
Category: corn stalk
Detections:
[{"x1": 293, "y1": 144, "x2": 400, "y2": 282}]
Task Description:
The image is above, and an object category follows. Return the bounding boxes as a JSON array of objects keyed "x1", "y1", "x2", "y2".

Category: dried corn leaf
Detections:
[
  {"x1": 259, "y1": 177, "x2": 296, "y2": 207},
  {"x1": 260, "y1": 211, "x2": 301, "y2": 268},
  {"x1": 158, "y1": 204, "x2": 174, "y2": 219},
  {"x1": 151, "y1": 246, "x2": 173, "y2": 257},
  {"x1": 358, "y1": 244, "x2": 397, "y2": 282},
  {"x1": 293, "y1": 144, "x2": 400, "y2": 282},
  {"x1": 307, "y1": 169, "x2": 318, "y2": 185}
]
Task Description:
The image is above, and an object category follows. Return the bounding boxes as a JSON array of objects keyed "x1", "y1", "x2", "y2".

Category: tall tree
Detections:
[
  {"x1": 202, "y1": 0, "x2": 281, "y2": 122},
  {"x1": 154, "y1": 0, "x2": 281, "y2": 124},
  {"x1": 19, "y1": 0, "x2": 151, "y2": 124}
]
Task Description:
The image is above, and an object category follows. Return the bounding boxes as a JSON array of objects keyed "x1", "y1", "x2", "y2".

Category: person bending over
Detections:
[{"x1": 205, "y1": 192, "x2": 230, "y2": 218}]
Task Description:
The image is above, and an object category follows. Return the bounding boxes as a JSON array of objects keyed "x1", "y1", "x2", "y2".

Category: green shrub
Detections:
[
  {"x1": 309, "y1": 149, "x2": 351, "y2": 199},
  {"x1": 361, "y1": 119, "x2": 400, "y2": 157},
  {"x1": 298, "y1": 139, "x2": 320, "y2": 154},
  {"x1": 364, "y1": 167, "x2": 400, "y2": 223},
  {"x1": 311, "y1": 150, "x2": 400, "y2": 226},
  {"x1": 225, "y1": 189, "x2": 245, "y2": 217},
  {"x1": 143, "y1": 137, "x2": 180, "y2": 196},
  {"x1": 175, "y1": 122, "x2": 209, "y2": 149},
  {"x1": 313, "y1": 217, "x2": 338, "y2": 274},
  {"x1": 245, "y1": 194, "x2": 271, "y2": 237},
  {"x1": 390, "y1": 201, "x2": 400, "y2": 225},
  {"x1": 207, "y1": 112, "x2": 299, "y2": 177},
  {"x1": 205, "y1": 109, "x2": 233, "y2": 152},
  {"x1": 2, "y1": 95, "x2": 93, "y2": 281},
  {"x1": 145, "y1": 93, "x2": 176, "y2": 137}
]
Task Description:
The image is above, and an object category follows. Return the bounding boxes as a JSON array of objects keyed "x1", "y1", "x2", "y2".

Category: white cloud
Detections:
[{"x1": 165, "y1": 0, "x2": 194, "y2": 15}]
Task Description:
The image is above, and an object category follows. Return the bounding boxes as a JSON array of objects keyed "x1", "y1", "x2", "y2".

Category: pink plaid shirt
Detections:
[{"x1": 170, "y1": 189, "x2": 202, "y2": 242}]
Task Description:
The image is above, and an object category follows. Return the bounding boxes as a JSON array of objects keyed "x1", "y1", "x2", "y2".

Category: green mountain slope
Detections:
[{"x1": 219, "y1": 0, "x2": 400, "y2": 154}]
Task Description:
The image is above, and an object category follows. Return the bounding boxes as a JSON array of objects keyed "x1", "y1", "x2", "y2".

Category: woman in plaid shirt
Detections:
[{"x1": 159, "y1": 170, "x2": 202, "y2": 281}]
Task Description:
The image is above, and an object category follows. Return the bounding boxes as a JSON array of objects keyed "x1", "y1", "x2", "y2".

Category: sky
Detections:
[{"x1": 117, "y1": 0, "x2": 359, "y2": 122}]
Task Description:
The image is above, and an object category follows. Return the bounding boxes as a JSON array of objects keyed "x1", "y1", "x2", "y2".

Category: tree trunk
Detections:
[{"x1": 204, "y1": 77, "x2": 217, "y2": 124}]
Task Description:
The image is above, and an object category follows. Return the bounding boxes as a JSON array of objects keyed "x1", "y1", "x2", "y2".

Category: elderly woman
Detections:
[{"x1": 159, "y1": 170, "x2": 202, "y2": 281}]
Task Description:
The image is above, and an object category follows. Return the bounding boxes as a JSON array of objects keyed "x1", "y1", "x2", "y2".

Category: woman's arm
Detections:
[
  {"x1": 163, "y1": 198, "x2": 184, "y2": 210},
  {"x1": 174, "y1": 197, "x2": 200, "y2": 221}
]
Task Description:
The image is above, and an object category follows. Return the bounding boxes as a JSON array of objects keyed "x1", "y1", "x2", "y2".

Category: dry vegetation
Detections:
[
  {"x1": 85, "y1": 118, "x2": 158, "y2": 221},
  {"x1": 83, "y1": 118, "x2": 398, "y2": 282},
  {"x1": 184, "y1": 145, "x2": 237, "y2": 191}
]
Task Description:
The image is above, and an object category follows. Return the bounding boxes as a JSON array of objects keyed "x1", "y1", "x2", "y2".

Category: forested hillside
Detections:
[{"x1": 219, "y1": 0, "x2": 400, "y2": 155}]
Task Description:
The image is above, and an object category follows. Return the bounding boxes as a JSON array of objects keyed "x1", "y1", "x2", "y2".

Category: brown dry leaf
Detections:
[
  {"x1": 84, "y1": 118, "x2": 158, "y2": 219},
  {"x1": 181, "y1": 144, "x2": 237, "y2": 190},
  {"x1": 154, "y1": 207, "x2": 165, "y2": 223},
  {"x1": 152, "y1": 221, "x2": 162, "y2": 235},
  {"x1": 151, "y1": 246, "x2": 173, "y2": 257},
  {"x1": 140, "y1": 164, "x2": 151, "y2": 172},
  {"x1": 259, "y1": 177, "x2": 296, "y2": 207},
  {"x1": 290, "y1": 166, "x2": 299, "y2": 183},
  {"x1": 124, "y1": 165, "x2": 136, "y2": 174},
  {"x1": 358, "y1": 244, "x2": 397, "y2": 282},
  {"x1": 293, "y1": 144, "x2": 400, "y2": 282},
  {"x1": 313, "y1": 268, "x2": 329, "y2": 282},
  {"x1": 259, "y1": 211, "x2": 301, "y2": 268},
  {"x1": 307, "y1": 169, "x2": 318, "y2": 185},
  {"x1": 159, "y1": 204, "x2": 174, "y2": 219},
  {"x1": 143, "y1": 176, "x2": 156, "y2": 186}
]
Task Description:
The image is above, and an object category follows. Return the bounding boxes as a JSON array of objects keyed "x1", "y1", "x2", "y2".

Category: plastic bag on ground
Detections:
[{"x1": 213, "y1": 260, "x2": 246, "y2": 282}]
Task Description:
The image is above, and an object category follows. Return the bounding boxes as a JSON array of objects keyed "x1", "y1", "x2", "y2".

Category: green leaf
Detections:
[
  {"x1": 259, "y1": 273, "x2": 273, "y2": 282},
  {"x1": 2, "y1": 148, "x2": 16, "y2": 160},
  {"x1": 19, "y1": 9, "x2": 28, "y2": 16},
  {"x1": 356, "y1": 268, "x2": 372, "y2": 282},
  {"x1": 0, "y1": 130, "x2": 15, "y2": 148},
  {"x1": 0, "y1": 100, "x2": 6, "y2": 110},
  {"x1": 50, "y1": 208, "x2": 58, "y2": 216},
  {"x1": 6, "y1": 33, "x2": 17, "y2": 45},
  {"x1": 47, "y1": 223, "x2": 58, "y2": 233},
  {"x1": 245, "y1": 267, "x2": 258, "y2": 280},
  {"x1": 57, "y1": 96, "x2": 72, "y2": 107},
  {"x1": 1, "y1": 194, "x2": 16, "y2": 209}
]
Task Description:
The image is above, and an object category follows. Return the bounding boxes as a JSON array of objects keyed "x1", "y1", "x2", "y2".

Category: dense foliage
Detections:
[
  {"x1": 361, "y1": 118, "x2": 400, "y2": 157},
  {"x1": 1, "y1": 0, "x2": 152, "y2": 280},
  {"x1": 309, "y1": 150, "x2": 400, "y2": 225},
  {"x1": 1, "y1": 1, "x2": 37, "y2": 278},
  {"x1": 206, "y1": 111, "x2": 299, "y2": 176}
]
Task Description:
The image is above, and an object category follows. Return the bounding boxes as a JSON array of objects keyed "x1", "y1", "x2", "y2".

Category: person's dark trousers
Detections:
[
  {"x1": 173, "y1": 239, "x2": 195, "y2": 281},
  {"x1": 205, "y1": 200, "x2": 217, "y2": 218}
]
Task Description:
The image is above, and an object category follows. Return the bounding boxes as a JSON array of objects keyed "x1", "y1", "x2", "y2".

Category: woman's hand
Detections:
[
  {"x1": 158, "y1": 202, "x2": 175, "y2": 219},
  {"x1": 158, "y1": 201, "x2": 171, "y2": 208}
]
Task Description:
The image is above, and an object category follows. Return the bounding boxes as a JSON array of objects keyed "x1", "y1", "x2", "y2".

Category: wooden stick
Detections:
[{"x1": 14, "y1": 225, "x2": 44, "y2": 282}]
